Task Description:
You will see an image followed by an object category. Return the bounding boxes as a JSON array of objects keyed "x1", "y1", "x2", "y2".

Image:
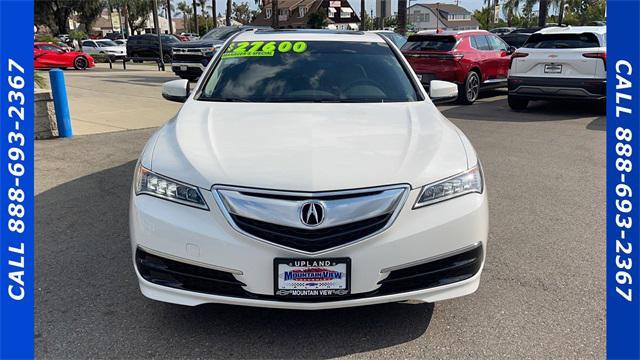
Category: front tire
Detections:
[
  {"x1": 508, "y1": 95, "x2": 529, "y2": 111},
  {"x1": 73, "y1": 56, "x2": 88, "y2": 70},
  {"x1": 458, "y1": 71, "x2": 480, "y2": 105}
]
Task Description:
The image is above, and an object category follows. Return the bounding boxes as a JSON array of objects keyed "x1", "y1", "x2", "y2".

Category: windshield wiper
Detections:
[
  {"x1": 201, "y1": 97, "x2": 249, "y2": 102},
  {"x1": 266, "y1": 98, "x2": 341, "y2": 103}
]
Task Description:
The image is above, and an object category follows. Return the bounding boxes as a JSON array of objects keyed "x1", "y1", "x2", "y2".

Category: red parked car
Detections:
[
  {"x1": 401, "y1": 30, "x2": 515, "y2": 104},
  {"x1": 34, "y1": 42, "x2": 95, "y2": 70}
]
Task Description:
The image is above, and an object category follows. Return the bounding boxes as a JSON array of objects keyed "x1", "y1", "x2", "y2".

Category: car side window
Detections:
[
  {"x1": 82, "y1": 41, "x2": 94, "y2": 47},
  {"x1": 473, "y1": 35, "x2": 491, "y2": 51},
  {"x1": 487, "y1": 35, "x2": 508, "y2": 51},
  {"x1": 40, "y1": 44, "x2": 59, "y2": 51},
  {"x1": 469, "y1": 36, "x2": 477, "y2": 49}
]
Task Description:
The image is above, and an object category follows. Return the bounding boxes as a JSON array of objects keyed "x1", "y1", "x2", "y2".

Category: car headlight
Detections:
[
  {"x1": 204, "y1": 45, "x2": 221, "y2": 55},
  {"x1": 134, "y1": 164, "x2": 209, "y2": 210},
  {"x1": 413, "y1": 164, "x2": 483, "y2": 208}
]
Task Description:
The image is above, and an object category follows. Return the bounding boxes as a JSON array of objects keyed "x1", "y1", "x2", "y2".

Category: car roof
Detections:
[
  {"x1": 416, "y1": 29, "x2": 490, "y2": 36},
  {"x1": 234, "y1": 29, "x2": 386, "y2": 43},
  {"x1": 535, "y1": 26, "x2": 606, "y2": 35}
]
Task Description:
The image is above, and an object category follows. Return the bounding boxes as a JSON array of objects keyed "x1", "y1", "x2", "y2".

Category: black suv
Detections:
[
  {"x1": 127, "y1": 33, "x2": 181, "y2": 62},
  {"x1": 171, "y1": 26, "x2": 268, "y2": 80}
]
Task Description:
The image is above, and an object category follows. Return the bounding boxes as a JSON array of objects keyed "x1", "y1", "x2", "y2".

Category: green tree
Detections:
[
  {"x1": 473, "y1": 8, "x2": 491, "y2": 29},
  {"x1": 384, "y1": 15, "x2": 397, "y2": 28},
  {"x1": 77, "y1": 0, "x2": 106, "y2": 34},
  {"x1": 35, "y1": 0, "x2": 75, "y2": 35},
  {"x1": 361, "y1": 11, "x2": 374, "y2": 31},
  {"x1": 306, "y1": 10, "x2": 328, "y2": 29},
  {"x1": 35, "y1": 0, "x2": 107, "y2": 35},
  {"x1": 177, "y1": 1, "x2": 193, "y2": 32},
  {"x1": 502, "y1": 0, "x2": 521, "y2": 26},
  {"x1": 232, "y1": 2, "x2": 252, "y2": 24},
  {"x1": 124, "y1": 0, "x2": 153, "y2": 34}
]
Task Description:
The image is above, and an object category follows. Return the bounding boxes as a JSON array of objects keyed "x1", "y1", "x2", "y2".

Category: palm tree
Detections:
[
  {"x1": 198, "y1": 0, "x2": 208, "y2": 31},
  {"x1": 166, "y1": 0, "x2": 175, "y2": 34},
  {"x1": 192, "y1": 0, "x2": 199, "y2": 34},
  {"x1": 482, "y1": 0, "x2": 490, "y2": 27},
  {"x1": 538, "y1": 0, "x2": 549, "y2": 26},
  {"x1": 502, "y1": 0, "x2": 520, "y2": 26},
  {"x1": 210, "y1": 0, "x2": 217, "y2": 28},
  {"x1": 360, "y1": 0, "x2": 365, "y2": 30},
  {"x1": 226, "y1": 0, "x2": 232, "y2": 26},
  {"x1": 177, "y1": 1, "x2": 192, "y2": 32}
]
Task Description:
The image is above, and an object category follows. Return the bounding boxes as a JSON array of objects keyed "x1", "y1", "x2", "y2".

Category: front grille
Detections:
[
  {"x1": 172, "y1": 53, "x2": 205, "y2": 62},
  {"x1": 230, "y1": 213, "x2": 392, "y2": 252}
]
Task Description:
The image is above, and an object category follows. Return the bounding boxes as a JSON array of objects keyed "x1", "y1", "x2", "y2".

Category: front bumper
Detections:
[
  {"x1": 508, "y1": 76, "x2": 606, "y2": 100},
  {"x1": 171, "y1": 62, "x2": 206, "y2": 77},
  {"x1": 130, "y1": 187, "x2": 488, "y2": 309}
]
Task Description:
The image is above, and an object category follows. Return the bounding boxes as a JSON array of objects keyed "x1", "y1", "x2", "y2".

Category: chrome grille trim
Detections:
[{"x1": 212, "y1": 184, "x2": 410, "y2": 254}]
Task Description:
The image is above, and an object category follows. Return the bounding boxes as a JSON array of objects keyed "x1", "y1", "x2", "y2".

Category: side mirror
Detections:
[
  {"x1": 162, "y1": 79, "x2": 190, "y2": 103},
  {"x1": 507, "y1": 46, "x2": 516, "y2": 55},
  {"x1": 429, "y1": 80, "x2": 458, "y2": 104}
]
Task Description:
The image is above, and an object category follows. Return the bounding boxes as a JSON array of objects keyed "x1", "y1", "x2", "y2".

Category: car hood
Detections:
[
  {"x1": 149, "y1": 101, "x2": 470, "y2": 191},
  {"x1": 172, "y1": 39, "x2": 224, "y2": 48}
]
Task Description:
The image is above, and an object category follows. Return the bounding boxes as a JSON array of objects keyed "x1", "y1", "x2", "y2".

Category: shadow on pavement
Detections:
[
  {"x1": 35, "y1": 161, "x2": 433, "y2": 359},
  {"x1": 442, "y1": 95, "x2": 605, "y2": 124},
  {"x1": 102, "y1": 74, "x2": 179, "y2": 86},
  {"x1": 586, "y1": 116, "x2": 606, "y2": 131}
]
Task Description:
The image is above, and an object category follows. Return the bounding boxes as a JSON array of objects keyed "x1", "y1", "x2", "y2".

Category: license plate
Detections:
[
  {"x1": 544, "y1": 64, "x2": 562, "y2": 73},
  {"x1": 180, "y1": 65, "x2": 188, "y2": 71},
  {"x1": 274, "y1": 258, "x2": 350, "y2": 297}
]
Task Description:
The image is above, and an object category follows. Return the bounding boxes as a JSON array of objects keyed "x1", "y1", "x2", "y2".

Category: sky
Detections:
[{"x1": 174, "y1": 0, "x2": 488, "y2": 19}]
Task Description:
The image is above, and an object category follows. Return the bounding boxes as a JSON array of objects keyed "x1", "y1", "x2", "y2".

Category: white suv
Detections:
[{"x1": 507, "y1": 26, "x2": 606, "y2": 110}]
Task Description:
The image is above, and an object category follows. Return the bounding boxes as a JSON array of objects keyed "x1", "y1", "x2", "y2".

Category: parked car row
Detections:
[{"x1": 396, "y1": 26, "x2": 606, "y2": 111}]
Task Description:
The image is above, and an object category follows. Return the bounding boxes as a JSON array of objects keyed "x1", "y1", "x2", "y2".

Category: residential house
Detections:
[
  {"x1": 69, "y1": 9, "x2": 176, "y2": 36},
  {"x1": 408, "y1": 3, "x2": 479, "y2": 31},
  {"x1": 251, "y1": 0, "x2": 360, "y2": 30}
]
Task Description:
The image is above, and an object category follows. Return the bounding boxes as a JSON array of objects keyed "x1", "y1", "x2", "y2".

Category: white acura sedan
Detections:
[{"x1": 130, "y1": 30, "x2": 488, "y2": 309}]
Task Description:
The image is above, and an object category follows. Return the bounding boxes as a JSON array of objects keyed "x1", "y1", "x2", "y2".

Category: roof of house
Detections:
[
  {"x1": 251, "y1": 0, "x2": 359, "y2": 28},
  {"x1": 252, "y1": 0, "x2": 325, "y2": 27},
  {"x1": 409, "y1": 3, "x2": 479, "y2": 28},
  {"x1": 93, "y1": 16, "x2": 113, "y2": 30}
]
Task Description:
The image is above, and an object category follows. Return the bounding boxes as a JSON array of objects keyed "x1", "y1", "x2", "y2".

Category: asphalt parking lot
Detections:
[{"x1": 35, "y1": 69, "x2": 605, "y2": 359}]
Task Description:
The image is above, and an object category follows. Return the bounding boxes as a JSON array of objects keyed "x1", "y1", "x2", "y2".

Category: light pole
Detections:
[{"x1": 153, "y1": 0, "x2": 165, "y2": 71}]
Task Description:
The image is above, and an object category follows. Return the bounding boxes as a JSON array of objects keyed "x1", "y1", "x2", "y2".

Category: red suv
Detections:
[{"x1": 402, "y1": 30, "x2": 515, "y2": 104}]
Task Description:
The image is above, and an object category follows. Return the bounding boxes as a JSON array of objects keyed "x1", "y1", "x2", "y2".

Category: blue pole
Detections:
[{"x1": 48, "y1": 69, "x2": 73, "y2": 138}]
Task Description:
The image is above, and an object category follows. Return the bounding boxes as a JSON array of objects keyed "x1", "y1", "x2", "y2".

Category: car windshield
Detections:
[
  {"x1": 523, "y1": 33, "x2": 601, "y2": 48},
  {"x1": 202, "y1": 27, "x2": 240, "y2": 40},
  {"x1": 161, "y1": 34, "x2": 180, "y2": 43},
  {"x1": 200, "y1": 40, "x2": 419, "y2": 103},
  {"x1": 98, "y1": 40, "x2": 119, "y2": 47},
  {"x1": 402, "y1": 35, "x2": 457, "y2": 51},
  {"x1": 381, "y1": 32, "x2": 407, "y2": 48}
]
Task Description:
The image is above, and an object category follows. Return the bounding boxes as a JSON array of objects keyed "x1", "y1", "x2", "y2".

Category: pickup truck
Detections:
[{"x1": 171, "y1": 26, "x2": 268, "y2": 80}]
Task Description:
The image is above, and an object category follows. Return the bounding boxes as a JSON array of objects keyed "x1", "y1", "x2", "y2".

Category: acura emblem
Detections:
[{"x1": 300, "y1": 201, "x2": 325, "y2": 227}]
